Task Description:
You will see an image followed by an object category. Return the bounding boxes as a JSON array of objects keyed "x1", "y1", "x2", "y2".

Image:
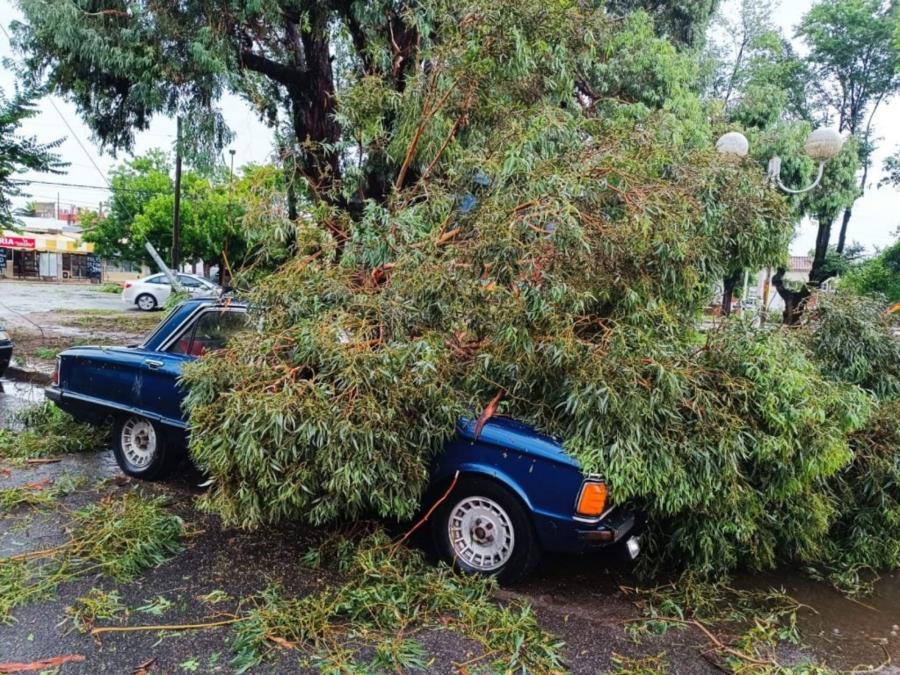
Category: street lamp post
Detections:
[
  {"x1": 714, "y1": 126, "x2": 845, "y2": 318},
  {"x1": 716, "y1": 126, "x2": 845, "y2": 194}
]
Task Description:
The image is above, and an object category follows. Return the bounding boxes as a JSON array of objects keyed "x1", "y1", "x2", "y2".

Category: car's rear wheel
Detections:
[
  {"x1": 432, "y1": 476, "x2": 540, "y2": 583},
  {"x1": 136, "y1": 293, "x2": 157, "y2": 311},
  {"x1": 113, "y1": 415, "x2": 176, "y2": 480}
]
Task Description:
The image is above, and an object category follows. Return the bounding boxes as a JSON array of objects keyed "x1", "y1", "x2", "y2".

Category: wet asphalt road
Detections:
[
  {"x1": 0, "y1": 281, "x2": 127, "y2": 326},
  {"x1": 1, "y1": 447, "x2": 899, "y2": 673}
]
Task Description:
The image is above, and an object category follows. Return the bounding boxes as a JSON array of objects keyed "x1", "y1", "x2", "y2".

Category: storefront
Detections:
[{"x1": 0, "y1": 231, "x2": 98, "y2": 281}]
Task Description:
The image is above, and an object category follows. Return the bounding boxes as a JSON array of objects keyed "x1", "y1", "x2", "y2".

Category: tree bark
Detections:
[{"x1": 721, "y1": 269, "x2": 742, "y2": 316}]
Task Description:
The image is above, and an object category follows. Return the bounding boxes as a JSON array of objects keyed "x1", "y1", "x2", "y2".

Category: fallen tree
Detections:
[{"x1": 176, "y1": 0, "x2": 892, "y2": 578}]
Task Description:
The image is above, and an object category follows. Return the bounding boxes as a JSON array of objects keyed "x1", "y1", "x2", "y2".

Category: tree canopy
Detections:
[
  {"x1": 798, "y1": 0, "x2": 900, "y2": 253},
  {"x1": 0, "y1": 87, "x2": 65, "y2": 227}
]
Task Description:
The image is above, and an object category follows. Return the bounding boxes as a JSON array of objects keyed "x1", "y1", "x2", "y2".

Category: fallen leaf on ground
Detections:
[
  {"x1": 133, "y1": 656, "x2": 157, "y2": 674},
  {"x1": 268, "y1": 635, "x2": 298, "y2": 650}
]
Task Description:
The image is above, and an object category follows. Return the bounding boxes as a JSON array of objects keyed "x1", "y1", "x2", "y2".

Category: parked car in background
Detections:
[
  {"x1": 123, "y1": 273, "x2": 220, "y2": 311},
  {"x1": 0, "y1": 327, "x2": 13, "y2": 377},
  {"x1": 46, "y1": 299, "x2": 640, "y2": 581}
]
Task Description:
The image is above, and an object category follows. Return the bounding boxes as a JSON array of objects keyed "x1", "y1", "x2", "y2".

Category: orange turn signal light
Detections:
[{"x1": 575, "y1": 481, "x2": 608, "y2": 517}]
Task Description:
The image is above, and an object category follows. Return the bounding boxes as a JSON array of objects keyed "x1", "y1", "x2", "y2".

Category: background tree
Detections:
[
  {"x1": 704, "y1": 0, "x2": 863, "y2": 322},
  {"x1": 842, "y1": 232, "x2": 900, "y2": 301},
  {"x1": 798, "y1": 0, "x2": 900, "y2": 254},
  {"x1": 82, "y1": 150, "x2": 251, "y2": 271},
  {"x1": 0, "y1": 86, "x2": 65, "y2": 227},
  {"x1": 881, "y1": 148, "x2": 900, "y2": 186},
  {"x1": 607, "y1": 0, "x2": 722, "y2": 47},
  {"x1": 12, "y1": 200, "x2": 38, "y2": 217}
]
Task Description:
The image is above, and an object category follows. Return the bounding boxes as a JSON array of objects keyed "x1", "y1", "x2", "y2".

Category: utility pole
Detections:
[
  {"x1": 222, "y1": 148, "x2": 236, "y2": 287},
  {"x1": 172, "y1": 116, "x2": 183, "y2": 271}
]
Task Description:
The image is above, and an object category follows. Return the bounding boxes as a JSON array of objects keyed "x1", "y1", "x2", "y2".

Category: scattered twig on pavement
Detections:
[
  {"x1": 91, "y1": 616, "x2": 244, "y2": 637},
  {"x1": 0, "y1": 654, "x2": 85, "y2": 673}
]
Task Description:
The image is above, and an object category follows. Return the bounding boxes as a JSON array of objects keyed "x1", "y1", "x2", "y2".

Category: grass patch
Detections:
[
  {"x1": 231, "y1": 529, "x2": 564, "y2": 673},
  {"x1": 0, "y1": 491, "x2": 182, "y2": 622},
  {"x1": 0, "y1": 402, "x2": 109, "y2": 461},
  {"x1": 93, "y1": 282, "x2": 124, "y2": 294},
  {"x1": 57, "y1": 309, "x2": 161, "y2": 334},
  {"x1": 32, "y1": 346, "x2": 61, "y2": 360}
]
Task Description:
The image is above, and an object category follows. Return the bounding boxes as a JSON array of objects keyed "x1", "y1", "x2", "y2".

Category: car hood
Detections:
[{"x1": 456, "y1": 416, "x2": 579, "y2": 468}]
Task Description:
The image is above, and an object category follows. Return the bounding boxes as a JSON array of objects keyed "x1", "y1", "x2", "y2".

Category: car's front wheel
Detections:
[
  {"x1": 135, "y1": 293, "x2": 158, "y2": 311},
  {"x1": 431, "y1": 476, "x2": 541, "y2": 583},
  {"x1": 113, "y1": 415, "x2": 177, "y2": 480}
]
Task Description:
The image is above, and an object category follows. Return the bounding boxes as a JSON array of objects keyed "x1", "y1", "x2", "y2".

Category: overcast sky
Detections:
[{"x1": 1, "y1": 0, "x2": 898, "y2": 254}]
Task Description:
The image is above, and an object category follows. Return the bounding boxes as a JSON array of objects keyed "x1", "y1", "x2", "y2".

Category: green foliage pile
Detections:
[
  {"x1": 801, "y1": 293, "x2": 900, "y2": 592},
  {"x1": 803, "y1": 293, "x2": 900, "y2": 399},
  {"x1": 178, "y1": 0, "x2": 884, "y2": 580},
  {"x1": 0, "y1": 492, "x2": 182, "y2": 622},
  {"x1": 63, "y1": 588, "x2": 125, "y2": 634},
  {"x1": 0, "y1": 401, "x2": 109, "y2": 461},
  {"x1": 232, "y1": 530, "x2": 562, "y2": 673}
]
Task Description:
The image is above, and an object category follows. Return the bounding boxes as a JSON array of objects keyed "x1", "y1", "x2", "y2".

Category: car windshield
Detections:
[{"x1": 167, "y1": 310, "x2": 248, "y2": 356}]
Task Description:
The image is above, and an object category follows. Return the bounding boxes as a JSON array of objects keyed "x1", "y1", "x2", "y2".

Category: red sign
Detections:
[{"x1": 0, "y1": 235, "x2": 36, "y2": 249}]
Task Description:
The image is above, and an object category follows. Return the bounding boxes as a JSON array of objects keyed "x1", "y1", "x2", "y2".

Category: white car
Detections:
[{"x1": 123, "y1": 273, "x2": 221, "y2": 311}]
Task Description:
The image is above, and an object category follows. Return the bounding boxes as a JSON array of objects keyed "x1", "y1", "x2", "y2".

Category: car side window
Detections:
[
  {"x1": 167, "y1": 310, "x2": 247, "y2": 356},
  {"x1": 148, "y1": 275, "x2": 169, "y2": 285},
  {"x1": 178, "y1": 275, "x2": 202, "y2": 288}
]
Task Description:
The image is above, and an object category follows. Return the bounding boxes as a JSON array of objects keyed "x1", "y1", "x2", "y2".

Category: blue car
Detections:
[{"x1": 46, "y1": 299, "x2": 640, "y2": 581}]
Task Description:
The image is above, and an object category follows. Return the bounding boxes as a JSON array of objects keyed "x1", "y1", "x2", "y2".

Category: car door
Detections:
[
  {"x1": 146, "y1": 274, "x2": 172, "y2": 304},
  {"x1": 139, "y1": 306, "x2": 248, "y2": 426}
]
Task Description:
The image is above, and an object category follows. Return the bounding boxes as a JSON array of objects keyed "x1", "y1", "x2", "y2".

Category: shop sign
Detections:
[{"x1": 0, "y1": 235, "x2": 36, "y2": 249}]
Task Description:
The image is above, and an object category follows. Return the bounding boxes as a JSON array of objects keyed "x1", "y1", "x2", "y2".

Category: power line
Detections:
[
  {"x1": 45, "y1": 96, "x2": 110, "y2": 186},
  {"x1": 14, "y1": 178, "x2": 171, "y2": 195},
  {"x1": 0, "y1": 22, "x2": 110, "y2": 186}
]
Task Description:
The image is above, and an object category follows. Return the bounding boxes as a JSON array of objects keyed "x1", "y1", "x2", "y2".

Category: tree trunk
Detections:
[
  {"x1": 772, "y1": 212, "x2": 835, "y2": 324},
  {"x1": 836, "y1": 160, "x2": 868, "y2": 254},
  {"x1": 772, "y1": 267, "x2": 810, "y2": 325},
  {"x1": 721, "y1": 269, "x2": 742, "y2": 316}
]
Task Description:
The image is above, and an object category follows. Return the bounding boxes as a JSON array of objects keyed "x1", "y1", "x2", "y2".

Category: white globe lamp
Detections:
[
  {"x1": 715, "y1": 131, "x2": 749, "y2": 160},
  {"x1": 804, "y1": 127, "x2": 844, "y2": 161}
]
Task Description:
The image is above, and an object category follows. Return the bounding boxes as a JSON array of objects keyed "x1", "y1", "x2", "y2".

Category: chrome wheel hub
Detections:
[
  {"x1": 448, "y1": 496, "x2": 515, "y2": 571},
  {"x1": 121, "y1": 417, "x2": 157, "y2": 469},
  {"x1": 138, "y1": 296, "x2": 155, "y2": 310}
]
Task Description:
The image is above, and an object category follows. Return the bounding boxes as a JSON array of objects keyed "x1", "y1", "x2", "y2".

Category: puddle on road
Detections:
[
  {"x1": 737, "y1": 570, "x2": 900, "y2": 671},
  {"x1": 0, "y1": 378, "x2": 45, "y2": 425}
]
